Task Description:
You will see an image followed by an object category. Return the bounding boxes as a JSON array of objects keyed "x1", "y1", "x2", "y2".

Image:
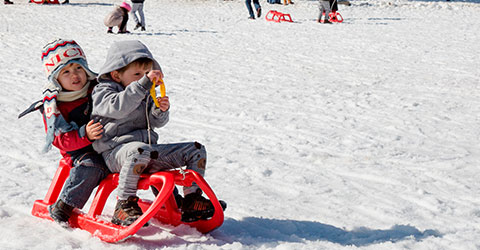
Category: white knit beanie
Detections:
[{"x1": 41, "y1": 38, "x2": 96, "y2": 90}]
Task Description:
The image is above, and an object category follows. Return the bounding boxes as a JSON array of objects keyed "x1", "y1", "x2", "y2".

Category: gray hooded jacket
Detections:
[{"x1": 91, "y1": 40, "x2": 168, "y2": 154}]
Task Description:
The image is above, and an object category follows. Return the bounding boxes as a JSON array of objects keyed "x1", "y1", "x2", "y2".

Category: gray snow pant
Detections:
[
  {"x1": 319, "y1": 0, "x2": 331, "y2": 21},
  {"x1": 131, "y1": 3, "x2": 145, "y2": 27},
  {"x1": 103, "y1": 141, "x2": 207, "y2": 200}
]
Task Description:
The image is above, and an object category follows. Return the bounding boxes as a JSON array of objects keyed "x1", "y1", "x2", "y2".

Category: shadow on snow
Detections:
[
  {"x1": 215, "y1": 217, "x2": 440, "y2": 247},
  {"x1": 411, "y1": 0, "x2": 480, "y2": 3}
]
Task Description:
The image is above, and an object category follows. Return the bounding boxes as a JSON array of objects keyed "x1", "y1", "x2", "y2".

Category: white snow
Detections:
[{"x1": 1, "y1": 0, "x2": 480, "y2": 249}]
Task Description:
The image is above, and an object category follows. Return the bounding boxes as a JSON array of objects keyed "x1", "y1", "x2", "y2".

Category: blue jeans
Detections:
[
  {"x1": 245, "y1": 0, "x2": 260, "y2": 18},
  {"x1": 59, "y1": 153, "x2": 109, "y2": 209}
]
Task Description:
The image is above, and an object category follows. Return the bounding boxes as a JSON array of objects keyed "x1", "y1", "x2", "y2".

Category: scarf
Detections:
[{"x1": 42, "y1": 81, "x2": 90, "y2": 152}]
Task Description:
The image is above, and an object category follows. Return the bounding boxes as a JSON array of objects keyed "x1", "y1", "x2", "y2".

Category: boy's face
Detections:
[
  {"x1": 114, "y1": 63, "x2": 152, "y2": 87},
  {"x1": 56, "y1": 63, "x2": 88, "y2": 91}
]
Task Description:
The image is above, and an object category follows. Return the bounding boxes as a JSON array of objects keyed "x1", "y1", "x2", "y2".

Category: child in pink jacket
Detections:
[{"x1": 104, "y1": 2, "x2": 131, "y2": 34}]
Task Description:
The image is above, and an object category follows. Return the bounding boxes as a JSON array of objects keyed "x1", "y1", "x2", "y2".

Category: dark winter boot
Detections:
[
  {"x1": 151, "y1": 186, "x2": 183, "y2": 208},
  {"x1": 4, "y1": 0, "x2": 14, "y2": 4},
  {"x1": 141, "y1": 26, "x2": 146, "y2": 31},
  {"x1": 180, "y1": 189, "x2": 227, "y2": 222},
  {"x1": 134, "y1": 23, "x2": 141, "y2": 30},
  {"x1": 111, "y1": 196, "x2": 146, "y2": 226},
  {"x1": 48, "y1": 199, "x2": 74, "y2": 225}
]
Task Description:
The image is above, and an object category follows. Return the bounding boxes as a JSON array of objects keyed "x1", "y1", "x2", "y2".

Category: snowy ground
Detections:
[{"x1": 1, "y1": 0, "x2": 480, "y2": 249}]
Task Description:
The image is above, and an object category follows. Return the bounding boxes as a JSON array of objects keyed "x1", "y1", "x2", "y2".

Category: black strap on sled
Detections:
[{"x1": 18, "y1": 100, "x2": 43, "y2": 119}]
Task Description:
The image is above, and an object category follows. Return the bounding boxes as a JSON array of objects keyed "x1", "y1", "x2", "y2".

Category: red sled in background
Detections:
[
  {"x1": 30, "y1": 0, "x2": 60, "y2": 4},
  {"x1": 31, "y1": 159, "x2": 225, "y2": 243},
  {"x1": 319, "y1": 11, "x2": 343, "y2": 23},
  {"x1": 329, "y1": 11, "x2": 344, "y2": 23},
  {"x1": 265, "y1": 10, "x2": 293, "y2": 23}
]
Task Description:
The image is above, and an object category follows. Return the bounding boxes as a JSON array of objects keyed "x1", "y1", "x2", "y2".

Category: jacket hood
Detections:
[{"x1": 97, "y1": 40, "x2": 162, "y2": 81}]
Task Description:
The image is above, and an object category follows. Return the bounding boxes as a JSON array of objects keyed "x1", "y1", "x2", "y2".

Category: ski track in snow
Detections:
[{"x1": 1, "y1": 0, "x2": 480, "y2": 249}]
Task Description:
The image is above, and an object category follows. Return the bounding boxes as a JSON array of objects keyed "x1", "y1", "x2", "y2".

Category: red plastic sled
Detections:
[
  {"x1": 30, "y1": 0, "x2": 60, "y2": 4},
  {"x1": 32, "y1": 159, "x2": 224, "y2": 243},
  {"x1": 328, "y1": 11, "x2": 344, "y2": 23},
  {"x1": 265, "y1": 10, "x2": 293, "y2": 23}
]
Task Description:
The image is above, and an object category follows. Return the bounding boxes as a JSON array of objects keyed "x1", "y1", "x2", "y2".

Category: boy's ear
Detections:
[{"x1": 110, "y1": 71, "x2": 121, "y2": 83}]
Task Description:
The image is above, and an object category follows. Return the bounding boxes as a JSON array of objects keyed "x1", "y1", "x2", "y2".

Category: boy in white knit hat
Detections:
[{"x1": 20, "y1": 39, "x2": 109, "y2": 225}]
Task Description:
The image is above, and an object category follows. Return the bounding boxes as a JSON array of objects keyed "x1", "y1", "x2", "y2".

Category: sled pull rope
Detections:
[
  {"x1": 146, "y1": 94, "x2": 152, "y2": 146},
  {"x1": 179, "y1": 167, "x2": 187, "y2": 180}
]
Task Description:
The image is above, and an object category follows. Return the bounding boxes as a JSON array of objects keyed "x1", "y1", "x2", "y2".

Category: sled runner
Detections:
[{"x1": 31, "y1": 159, "x2": 224, "y2": 243}]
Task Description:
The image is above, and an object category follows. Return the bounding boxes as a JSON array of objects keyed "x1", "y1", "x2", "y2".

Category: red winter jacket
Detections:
[{"x1": 41, "y1": 84, "x2": 96, "y2": 166}]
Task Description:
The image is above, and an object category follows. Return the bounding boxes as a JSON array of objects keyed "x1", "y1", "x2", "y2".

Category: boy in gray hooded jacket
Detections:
[{"x1": 91, "y1": 40, "x2": 218, "y2": 226}]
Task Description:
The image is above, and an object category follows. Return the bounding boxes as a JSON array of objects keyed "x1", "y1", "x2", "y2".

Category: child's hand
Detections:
[
  {"x1": 147, "y1": 70, "x2": 164, "y2": 84},
  {"x1": 156, "y1": 96, "x2": 170, "y2": 112},
  {"x1": 86, "y1": 120, "x2": 103, "y2": 141}
]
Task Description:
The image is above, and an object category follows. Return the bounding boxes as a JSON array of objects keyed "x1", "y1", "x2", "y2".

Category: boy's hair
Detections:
[
  {"x1": 116, "y1": 57, "x2": 153, "y2": 73},
  {"x1": 97, "y1": 40, "x2": 162, "y2": 82}
]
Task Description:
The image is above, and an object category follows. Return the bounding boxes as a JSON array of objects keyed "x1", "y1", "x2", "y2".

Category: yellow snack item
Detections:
[
  {"x1": 158, "y1": 78, "x2": 166, "y2": 98},
  {"x1": 150, "y1": 79, "x2": 160, "y2": 108},
  {"x1": 150, "y1": 78, "x2": 166, "y2": 108}
]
